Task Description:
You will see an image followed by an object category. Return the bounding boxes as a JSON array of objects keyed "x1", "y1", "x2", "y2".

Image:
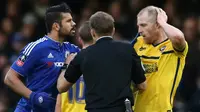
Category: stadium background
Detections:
[{"x1": 0, "y1": 0, "x2": 199, "y2": 111}]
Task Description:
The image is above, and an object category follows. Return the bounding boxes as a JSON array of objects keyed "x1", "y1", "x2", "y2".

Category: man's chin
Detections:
[{"x1": 70, "y1": 31, "x2": 76, "y2": 36}]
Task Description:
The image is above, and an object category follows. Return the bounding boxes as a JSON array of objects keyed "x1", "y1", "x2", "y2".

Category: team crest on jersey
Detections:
[
  {"x1": 16, "y1": 54, "x2": 27, "y2": 67},
  {"x1": 65, "y1": 51, "x2": 70, "y2": 58},
  {"x1": 38, "y1": 96, "x2": 43, "y2": 104},
  {"x1": 160, "y1": 46, "x2": 166, "y2": 52}
]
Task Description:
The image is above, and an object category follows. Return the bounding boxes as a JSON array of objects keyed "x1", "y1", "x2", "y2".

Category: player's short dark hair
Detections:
[
  {"x1": 79, "y1": 21, "x2": 93, "y2": 43},
  {"x1": 45, "y1": 3, "x2": 72, "y2": 33},
  {"x1": 89, "y1": 11, "x2": 114, "y2": 36}
]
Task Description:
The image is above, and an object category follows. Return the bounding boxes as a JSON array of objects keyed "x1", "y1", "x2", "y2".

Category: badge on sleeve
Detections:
[{"x1": 16, "y1": 54, "x2": 27, "y2": 67}]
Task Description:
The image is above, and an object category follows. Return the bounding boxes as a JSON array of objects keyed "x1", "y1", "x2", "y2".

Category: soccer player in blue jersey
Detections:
[{"x1": 4, "y1": 3, "x2": 79, "y2": 112}]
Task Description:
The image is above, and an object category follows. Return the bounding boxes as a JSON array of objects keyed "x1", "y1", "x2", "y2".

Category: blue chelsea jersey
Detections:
[{"x1": 11, "y1": 36, "x2": 80, "y2": 108}]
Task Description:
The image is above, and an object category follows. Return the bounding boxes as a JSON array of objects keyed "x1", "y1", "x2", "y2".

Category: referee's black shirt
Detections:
[{"x1": 64, "y1": 37, "x2": 145, "y2": 111}]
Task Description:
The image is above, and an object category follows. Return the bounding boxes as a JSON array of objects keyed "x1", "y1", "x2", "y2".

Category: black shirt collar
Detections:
[{"x1": 96, "y1": 36, "x2": 113, "y2": 44}]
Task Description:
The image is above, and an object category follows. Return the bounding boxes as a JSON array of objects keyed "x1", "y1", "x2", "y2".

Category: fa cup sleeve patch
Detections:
[{"x1": 16, "y1": 55, "x2": 27, "y2": 67}]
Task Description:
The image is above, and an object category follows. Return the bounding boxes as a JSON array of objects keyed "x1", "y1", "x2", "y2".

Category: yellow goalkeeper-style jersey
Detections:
[
  {"x1": 133, "y1": 36, "x2": 188, "y2": 112},
  {"x1": 61, "y1": 76, "x2": 87, "y2": 112}
]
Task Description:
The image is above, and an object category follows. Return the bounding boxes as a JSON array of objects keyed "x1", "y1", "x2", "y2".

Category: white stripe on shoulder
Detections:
[
  {"x1": 23, "y1": 42, "x2": 33, "y2": 54},
  {"x1": 71, "y1": 44, "x2": 79, "y2": 48},
  {"x1": 64, "y1": 42, "x2": 69, "y2": 44},
  {"x1": 23, "y1": 37, "x2": 48, "y2": 56}
]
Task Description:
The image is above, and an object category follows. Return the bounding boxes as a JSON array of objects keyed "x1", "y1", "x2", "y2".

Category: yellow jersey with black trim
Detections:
[
  {"x1": 61, "y1": 76, "x2": 87, "y2": 112},
  {"x1": 133, "y1": 36, "x2": 188, "y2": 112}
]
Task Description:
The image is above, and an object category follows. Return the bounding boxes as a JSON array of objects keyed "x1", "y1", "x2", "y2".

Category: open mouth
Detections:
[{"x1": 71, "y1": 27, "x2": 76, "y2": 32}]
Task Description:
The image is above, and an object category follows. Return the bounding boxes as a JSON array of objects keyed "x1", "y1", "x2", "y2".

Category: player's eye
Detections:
[{"x1": 140, "y1": 24, "x2": 147, "y2": 27}]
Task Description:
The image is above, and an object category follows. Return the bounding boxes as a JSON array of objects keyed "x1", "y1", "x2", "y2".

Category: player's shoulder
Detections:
[
  {"x1": 22, "y1": 37, "x2": 48, "y2": 56},
  {"x1": 63, "y1": 42, "x2": 80, "y2": 51}
]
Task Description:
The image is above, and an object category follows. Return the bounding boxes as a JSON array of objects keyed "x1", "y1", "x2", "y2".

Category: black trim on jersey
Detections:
[
  {"x1": 140, "y1": 55, "x2": 160, "y2": 59},
  {"x1": 170, "y1": 57, "x2": 180, "y2": 105},
  {"x1": 162, "y1": 50, "x2": 174, "y2": 54},
  {"x1": 152, "y1": 38, "x2": 169, "y2": 47},
  {"x1": 173, "y1": 46, "x2": 185, "y2": 52}
]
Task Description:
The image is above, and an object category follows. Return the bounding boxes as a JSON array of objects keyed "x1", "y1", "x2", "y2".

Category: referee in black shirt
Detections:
[{"x1": 57, "y1": 11, "x2": 146, "y2": 112}]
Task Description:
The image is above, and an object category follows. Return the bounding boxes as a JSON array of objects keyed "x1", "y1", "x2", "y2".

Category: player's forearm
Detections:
[
  {"x1": 160, "y1": 22, "x2": 186, "y2": 50},
  {"x1": 55, "y1": 94, "x2": 61, "y2": 112},
  {"x1": 4, "y1": 69, "x2": 32, "y2": 99},
  {"x1": 57, "y1": 70, "x2": 72, "y2": 93}
]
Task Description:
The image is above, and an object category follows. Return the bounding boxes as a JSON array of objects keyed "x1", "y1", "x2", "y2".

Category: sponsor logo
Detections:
[
  {"x1": 54, "y1": 62, "x2": 64, "y2": 67},
  {"x1": 48, "y1": 53, "x2": 54, "y2": 58},
  {"x1": 139, "y1": 46, "x2": 146, "y2": 51}
]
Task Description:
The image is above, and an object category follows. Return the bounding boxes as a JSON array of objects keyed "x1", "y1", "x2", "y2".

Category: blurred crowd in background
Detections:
[{"x1": 0, "y1": 0, "x2": 200, "y2": 111}]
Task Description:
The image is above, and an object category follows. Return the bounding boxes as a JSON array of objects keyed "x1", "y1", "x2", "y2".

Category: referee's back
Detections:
[
  {"x1": 63, "y1": 11, "x2": 146, "y2": 112},
  {"x1": 80, "y1": 37, "x2": 145, "y2": 111}
]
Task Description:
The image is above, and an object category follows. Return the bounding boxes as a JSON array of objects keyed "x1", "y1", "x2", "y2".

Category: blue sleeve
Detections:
[
  {"x1": 131, "y1": 33, "x2": 140, "y2": 46},
  {"x1": 11, "y1": 43, "x2": 40, "y2": 77}
]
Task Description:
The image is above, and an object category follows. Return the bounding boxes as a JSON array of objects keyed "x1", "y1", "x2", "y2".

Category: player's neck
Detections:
[
  {"x1": 47, "y1": 33, "x2": 64, "y2": 43},
  {"x1": 153, "y1": 31, "x2": 168, "y2": 45},
  {"x1": 82, "y1": 42, "x2": 93, "y2": 49}
]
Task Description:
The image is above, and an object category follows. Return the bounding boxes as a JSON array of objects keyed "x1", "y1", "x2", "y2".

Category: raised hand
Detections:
[
  {"x1": 156, "y1": 8, "x2": 168, "y2": 25},
  {"x1": 65, "y1": 53, "x2": 77, "y2": 64}
]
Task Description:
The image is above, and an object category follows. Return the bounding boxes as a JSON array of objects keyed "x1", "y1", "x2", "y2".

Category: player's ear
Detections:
[
  {"x1": 52, "y1": 22, "x2": 60, "y2": 31},
  {"x1": 111, "y1": 27, "x2": 115, "y2": 36},
  {"x1": 155, "y1": 22, "x2": 161, "y2": 29},
  {"x1": 90, "y1": 29, "x2": 95, "y2": 39}
]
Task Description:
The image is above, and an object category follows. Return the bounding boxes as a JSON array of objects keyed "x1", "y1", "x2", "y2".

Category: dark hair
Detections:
[
  {"x1": 79, "y1": 21, "x2": 93, "y2": 43},
  {"x1": 89, "y1": 11, "x2": 114, "y2": 36},
  {"x1": 45, "y1": 3, "x2": 72, "y2": 33}
]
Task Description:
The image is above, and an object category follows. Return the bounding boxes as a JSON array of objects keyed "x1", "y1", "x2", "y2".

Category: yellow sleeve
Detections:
[{"x1": 173, "y1": 41, "x2": 188, "y2": 58}]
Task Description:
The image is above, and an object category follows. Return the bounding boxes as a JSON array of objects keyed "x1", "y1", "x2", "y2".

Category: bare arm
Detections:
[
  {"x1": 157, "y1": 8, "x2": 186, "y2": 51},
  {"x1": 57, "y1": 53, "x2": 77, "y2": 93},
  {"x1": 132, "y1": 49, "x2": 146, "y2": 91},
  {"x1": 55, "y1": 94, "x2": 61, "y2": 112},
  {"x1": 4, "y1": 68, "x2": 32, "y2": 99},
  {"x1": 136, "y1": 81, "x2": 147, "y2": 90},
  {"x1": 57, "y1": 70, "x2": 73, "y2": 93}
]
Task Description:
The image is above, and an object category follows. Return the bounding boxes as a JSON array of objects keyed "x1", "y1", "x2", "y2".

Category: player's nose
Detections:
[
  {"x1": 72, "y1": 21, "x2": 76, "y2": 26},
  {"x1": 138, "y1": 27, "x2": 142, "y2": 33},
  {"x1": 138, "y1": 27, "x2": 143, "y2": 35}
]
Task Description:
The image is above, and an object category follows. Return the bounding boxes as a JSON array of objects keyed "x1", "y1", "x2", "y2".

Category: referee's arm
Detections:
[
  {"x1": 131, "y1": 49, "x2": 147, "y2": 90},
  {"x1": 57, "y1": 53, "x2": 82, "y2": 93}
]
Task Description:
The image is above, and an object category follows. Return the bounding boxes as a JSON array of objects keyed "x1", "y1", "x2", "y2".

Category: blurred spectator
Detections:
[
  {"x1": 187, "y1": 75, "x2": 200, "y2": 112},
  {"x1": 9, "y1": 33, "x2": 28, "y2": 63},
  {"x1": 174, "y1": 16, "x2": 200, "y2": 112},
  {"x1": 0, "y1": 53, "x2": 8, "y2": 74},
  {"x1": 0, "y1": 91, "x2": 9, "y2": 112},
  {"x1": 0, "y1": 33, "x2": 8, "y2": 53},
  {"x1": 0, "y1": 0, "x2": 198, "y2": 111},
  {"x1": 6, "y1": 0, "x2": 19, "y2": 19},
  {"x1": 21, "y1": 13, "x2": 37, "y2": 41},
  {"x1": 1, "y1": 18, "x2": 13, "y2": 36}
]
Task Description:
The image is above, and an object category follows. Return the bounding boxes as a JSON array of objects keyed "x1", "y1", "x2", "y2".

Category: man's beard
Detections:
[{"x1": 59, "y1": 29, "x2": 74, "y2": 42}]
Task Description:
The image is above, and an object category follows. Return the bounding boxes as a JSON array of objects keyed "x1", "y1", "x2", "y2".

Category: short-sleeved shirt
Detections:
[
  {"x1": 11, "y1": 35, "x2": 79, "y2": 110},
  {"x1": 133, "y1": 36, "x2": 188, "y2": 112},
  {"x1": 64, "y1": 37, "x2": 145, "y2": 110}
]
